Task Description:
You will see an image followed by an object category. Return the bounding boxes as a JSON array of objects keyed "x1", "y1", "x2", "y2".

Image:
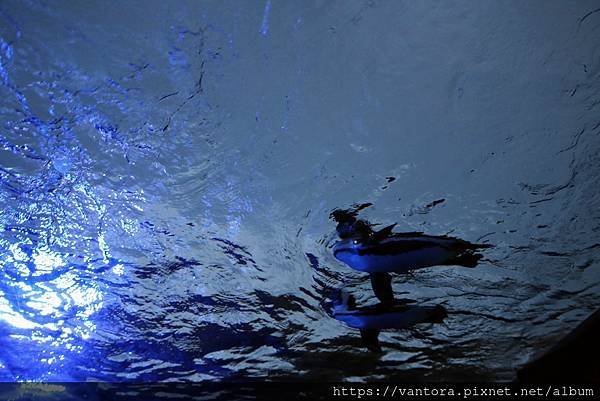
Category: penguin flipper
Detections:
[
  {"x1": 360, "y1": 329, "x2": 381, "y2": 352},
  {"x1": 370, "y1": 272, "x2": 394, "y2": 305},
  {"x1": 370, "y1": 223, "x2": 397, "y2": 243}
]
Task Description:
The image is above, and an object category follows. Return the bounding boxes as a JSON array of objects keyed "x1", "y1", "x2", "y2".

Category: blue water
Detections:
[{"x1": 1, "y1": 0, "x2": 599, "y2": 382}]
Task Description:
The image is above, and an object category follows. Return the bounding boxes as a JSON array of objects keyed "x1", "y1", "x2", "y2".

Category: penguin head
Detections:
[
  {"x1": 335, "y1": 221, "x2": 357, "y2": 239},
  {"x1": 351, "y1": 220, "x2": 373, "y2": 241},
  {"x1": 334, "y1": 219, "x2": 373, "y2": 242},
  {"x1": 330, "y1": 206, "x2": 376, "y2": 242},
  {"x1": 330, "y1": 209, "x2": 353, "y2": 221},
  {"x1": 332, "y1": 237, "x2": 365, "y2": 260},
  {"x1": 331, "y1": 210, "x2": 357, "y2": 236}
]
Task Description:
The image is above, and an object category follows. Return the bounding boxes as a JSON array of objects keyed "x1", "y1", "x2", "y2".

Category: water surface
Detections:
[{"x1": 1, "y1": 0, "x2": 599, "y2": 382}]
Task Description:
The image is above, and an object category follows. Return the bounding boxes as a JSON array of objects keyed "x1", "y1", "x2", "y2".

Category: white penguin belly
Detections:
[
  {"x1": 336, "y1": 308, "x2": 438, "y2": 330},
  {"x1": 336, "y1": 246, "x2": 454, "y2": 273}
]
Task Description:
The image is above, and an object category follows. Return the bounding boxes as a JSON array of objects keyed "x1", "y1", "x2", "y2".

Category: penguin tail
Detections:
[
  {"x1": 461, "y1": 242, "x2": 494, "y2": 250},
  {"x1": 426, "y1": 305, "x2": 448, "y2": 323},
  {"x1": 443, "y1": 252, "x2": 483, "y2": 268}
]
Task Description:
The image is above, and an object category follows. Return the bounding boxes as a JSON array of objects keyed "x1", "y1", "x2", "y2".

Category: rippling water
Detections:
[{"x1": 1, "y1": 0, "x2": 599, "y2": 382}]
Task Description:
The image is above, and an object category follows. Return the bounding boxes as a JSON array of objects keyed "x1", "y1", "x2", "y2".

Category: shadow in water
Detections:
[{"x1": 517, "y1": 308, "x2": 600, "y2": 384}]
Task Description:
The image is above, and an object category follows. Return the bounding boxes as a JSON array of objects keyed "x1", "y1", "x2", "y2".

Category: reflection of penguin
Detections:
[
  {"x1": 332, "y1": 291, "x2": 447, "y2": 352},
  {"x1": 330, "y1": 208, "x2": 492, "y2": 304}
]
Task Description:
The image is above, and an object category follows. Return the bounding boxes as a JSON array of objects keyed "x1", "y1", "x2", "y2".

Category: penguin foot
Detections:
[
  {"x1": 370, "y1": 272, "x2": 394, "y2": 305},
  {"x1": 360, "y1": 329, "x2": 382, "y2": 352}
]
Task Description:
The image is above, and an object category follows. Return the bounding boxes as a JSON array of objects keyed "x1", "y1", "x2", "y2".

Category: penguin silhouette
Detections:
[
  {"x1": 330, "y1": 208, "x2": 492, "y2": 304},
  {"x1": 332, "y1": 290, "x2": 447, "y2": 352}
]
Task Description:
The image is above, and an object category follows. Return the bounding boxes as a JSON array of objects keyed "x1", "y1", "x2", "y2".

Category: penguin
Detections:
[
  {"x1": 330, "y1": 208, "x2": 492, "y2": 304},
  {"x1": 332, "y1": 291, "x2": 447, "y2": 352}
]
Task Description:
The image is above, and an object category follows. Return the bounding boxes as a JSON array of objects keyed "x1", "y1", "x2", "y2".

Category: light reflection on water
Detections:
[
  {"x1": 1, "y1": 245, "x2": 104, "y2": 336},
  {"x1": 0, "y1": 0, "x2": 599, "y2": 383}
]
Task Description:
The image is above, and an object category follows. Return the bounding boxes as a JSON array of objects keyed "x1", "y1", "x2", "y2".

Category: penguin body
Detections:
[
  {"x1": 334, "y1": 302, "x2": 447, "y2": 331},
  {"x1": 333, "y1": 232, "x2": 491, "y2": 274},
  {"x1": 332, "y1": 292, "x2": 447, "y2": 352}
]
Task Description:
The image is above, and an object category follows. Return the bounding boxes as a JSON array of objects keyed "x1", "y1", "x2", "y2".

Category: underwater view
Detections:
[{"x1": 1, "y1": 0, "x2": 600, "y2": 386}]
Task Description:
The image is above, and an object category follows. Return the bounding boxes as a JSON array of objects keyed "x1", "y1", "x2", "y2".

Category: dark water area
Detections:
[{"x1": 0, "y1": 0, "x2": 599, "y2": 383}]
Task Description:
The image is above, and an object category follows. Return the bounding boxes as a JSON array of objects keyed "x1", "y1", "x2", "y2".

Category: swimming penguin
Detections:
[
  {"x1": 332, "y1": 291, "x2": 447, "y2": 352},
  {"x1": 330, "y1": 208, "x2": 493, "y2": 304}
]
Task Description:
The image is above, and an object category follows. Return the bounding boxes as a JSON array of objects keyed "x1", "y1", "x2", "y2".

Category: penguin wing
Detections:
[
  {"x1": 370, "y1": 223, "x2": 397, "y2": 243},
  {"x1": 360, "y1": 329, "x2": 382, "y2": 352},
  {"x1": 392, "y1": 232, "x2": 494, "y2": 250},
  {"x1": 390, "y1": 231, "x2": 425, "y2": 237},
  {"x1": 362, "y1": 237, "x2": 438, "y2": 255},
  {"x1": 370, "y1": 273, "x2": 394, "y2": 305}
]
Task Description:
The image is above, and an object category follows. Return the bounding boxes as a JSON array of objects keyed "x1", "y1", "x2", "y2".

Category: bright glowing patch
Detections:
[
  {"x1": 9, "y1": 243, "x2": 28, "y2": 261},
  {"x1": 112, "y1": 263, "x2": 125, "y2": 275},
  {"x1": 26, "y1": 291, "x2": 62, "y2": 316},
  {"x1": 0, "y1": 292, "x2": 38, "y2": 329},
  {"x1": 98, "y1": 232, "x2": 110, "y2": 262},
  {"x1": 32, "y1": 249, "x2": 64, "y2": 274}
]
